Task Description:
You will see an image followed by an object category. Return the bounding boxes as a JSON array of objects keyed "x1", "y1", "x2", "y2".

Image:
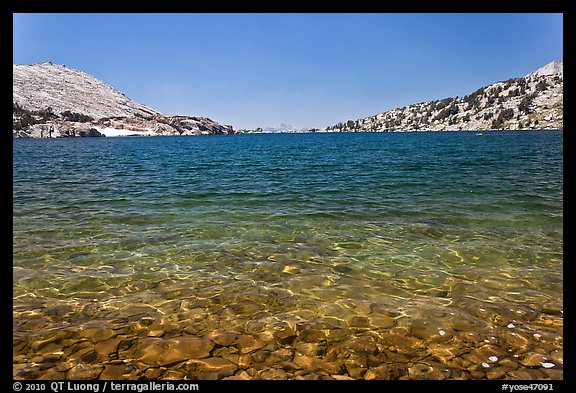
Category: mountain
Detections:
[
  {"x1": 526, "y1": 60, "x2": 563, "y2": 78},
  {"x1": 13, "y1": 62, "x2": 233, "y2": 138},
  {"x1": 262, "y1": 123, "x2": 306, "y2": 133},
  {"x1": 324, "y1": 60, "x2": 563, "y2": 132},
  {"x1": 13, "y1": 62, "x2": 160, "y2": 119}
]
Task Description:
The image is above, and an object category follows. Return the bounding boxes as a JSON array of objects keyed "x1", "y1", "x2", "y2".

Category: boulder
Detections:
[
  {"x1": 88, "y1": 128, "x2": 105, "y2": 137},
  {"x1": 13, "y1": 130, "x2": 31, "y2": 138}
]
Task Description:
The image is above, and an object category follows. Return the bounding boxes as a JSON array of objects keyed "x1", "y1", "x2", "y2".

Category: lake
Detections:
[{"x1": 13, "y1": 131, "x2": 563, "y2": 380}]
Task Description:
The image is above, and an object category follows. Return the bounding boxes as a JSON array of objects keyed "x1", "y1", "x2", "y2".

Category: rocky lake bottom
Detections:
[{"x1": 13, "y1": 265, "x2": 563, "y2": 380}]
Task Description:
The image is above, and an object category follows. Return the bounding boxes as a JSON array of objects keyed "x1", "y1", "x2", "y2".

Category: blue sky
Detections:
[{"x1": 13, "y1": 13, "x2": 563, "y2": 130}]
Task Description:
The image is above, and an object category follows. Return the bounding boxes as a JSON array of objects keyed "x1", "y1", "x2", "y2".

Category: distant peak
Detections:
[
  {"x1": 262, "y1": 123, "x2": 304, "y2": 133},
  {"x1": 527, "y1": 60, "x2": 563, "y2": 77}
]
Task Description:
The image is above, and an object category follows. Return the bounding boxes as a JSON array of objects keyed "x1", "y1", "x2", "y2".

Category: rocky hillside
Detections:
[
  {"x1": 325, "y1": 61, "x2": 563, "y2": 132},
  {"x1": 13, "y1": 62, "x2": 160, "y2": 119},
  {"x1": 13, "y1": 62, "x2": 234, "y2": 138}
]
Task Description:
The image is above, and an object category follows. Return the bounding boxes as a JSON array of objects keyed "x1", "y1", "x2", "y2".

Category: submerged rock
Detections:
[
  {"x1": 260, "y1": 368, "x2": 288, "y2": 380},
  {"x1": 408, "y1": 362, "x2": 449, "y2": 380},
  {"x1": 67, "y1": 364, "x2": 104, "y2": 380},
  {"x1": 297, "y1": 328, "x2": 327, "y2": 343},
  {"x1": 237, "y1": 335, "x2": 265, "y2": 354},
  {"x1": 136, "y1": 337, "x2": 214, "y2": 366},
  {"x1": 99, "y1": 364, "x2": 126, "y2": 380},
  {"x1": 273, "y1": 327, "x2": 297, "y2": 345},
  {"x1": 206, "y1": 330, "x2": 237, "y2": 347},
  {"x1": 520, "y1": 353, "x2": 548, "y2": 368},
  {"x1": 187, "y1": 357, "x2": 238, "y2": 378},
  {"x1": 364, "y1": 364, "x2": 391, "y2": 380}
]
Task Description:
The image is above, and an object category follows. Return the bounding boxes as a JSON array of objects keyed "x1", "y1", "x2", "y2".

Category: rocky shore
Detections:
[{"x1": 13, "y1": 114, "x2": 234, "y2": 139}]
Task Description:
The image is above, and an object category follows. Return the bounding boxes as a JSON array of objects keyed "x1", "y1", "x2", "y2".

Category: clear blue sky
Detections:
[{"x1": 13, "y1": 13, "x2": 563, "y2": 130}]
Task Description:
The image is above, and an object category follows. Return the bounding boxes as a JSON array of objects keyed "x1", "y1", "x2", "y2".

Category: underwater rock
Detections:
[
  {"x1": 297, "y1": 328, "x2": 327, "y2": 343},
  {"x1": 206, "y1": 330, "x2": 237, "y2": 347},
  {"x1": 259, "y1": 368, "x2": 288, "y2": 380},
  {"x1": 67, "y1": 363, "x2": 104, "y2": 380},
  {"x1": 346, "y1": 315, "x2": 371, "y2": 329},
  {"x1": 408, "y1": 362, "x2": 448, "y2": 380},
  {"x1": 187, "y1": 357, "x2": 238, "y2": 378},
  {"x1": 99, "y1": 364, "x2": 126, "y2": 380},
  {"x1": 264, "y1": 348, "x2": 294, "y2": 366},
  {"x1": 273, "y1": 327, "x2": 298, "y2": 345},
  {"x1": 344, "y1": 355, "x2": 368, "y2": 378},
  {"x1": 364, "y1": 364, "x2": 391, "y2": 380},
  {"x1": 520, "y1": 353, "x2": 548, "y2": 368},
  {"x1": 237, "y1": 335, "x2": 265, "y2": 354}
]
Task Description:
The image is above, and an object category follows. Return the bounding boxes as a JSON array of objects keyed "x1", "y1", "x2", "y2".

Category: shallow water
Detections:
[{"x1": 13, "y1": 131, "x2": 563, "y2": 380}]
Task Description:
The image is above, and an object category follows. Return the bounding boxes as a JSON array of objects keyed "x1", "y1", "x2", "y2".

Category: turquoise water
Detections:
[{"x1": 13, "y1": 131, "x2": 563, "y2": 380}]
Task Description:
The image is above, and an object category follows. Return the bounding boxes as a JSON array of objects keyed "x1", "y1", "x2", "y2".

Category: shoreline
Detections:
[{"x1": 12, "y1": 128, "x2": 564, "y2": 139}]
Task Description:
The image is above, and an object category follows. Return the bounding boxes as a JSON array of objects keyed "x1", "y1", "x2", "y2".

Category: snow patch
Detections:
[{"x1": 95, "y1": 127, "x2": 156, "y2": 137}]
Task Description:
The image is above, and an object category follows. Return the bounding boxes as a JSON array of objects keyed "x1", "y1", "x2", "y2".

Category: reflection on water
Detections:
[{"x1": 13, "y1": 131, "x2": 562, "y2": 380}]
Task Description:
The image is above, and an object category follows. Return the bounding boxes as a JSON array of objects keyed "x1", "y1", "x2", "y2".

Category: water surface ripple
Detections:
[{"x1": 13, "y1": 131, "x2": 563, "y2": 380}]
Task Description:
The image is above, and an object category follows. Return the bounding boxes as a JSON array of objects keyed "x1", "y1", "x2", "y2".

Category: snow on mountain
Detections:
[
  {"x1": 13, "y1": 62, "x2": 234, "y2": 138},
  {"x1": 262, "y1": 123, "x2": 306, "y2": 133}
]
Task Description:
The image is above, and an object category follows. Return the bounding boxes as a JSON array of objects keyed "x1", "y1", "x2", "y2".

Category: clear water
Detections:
[{"x1": 13, "y1": 131, "x2": 563, "y2": 379}]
